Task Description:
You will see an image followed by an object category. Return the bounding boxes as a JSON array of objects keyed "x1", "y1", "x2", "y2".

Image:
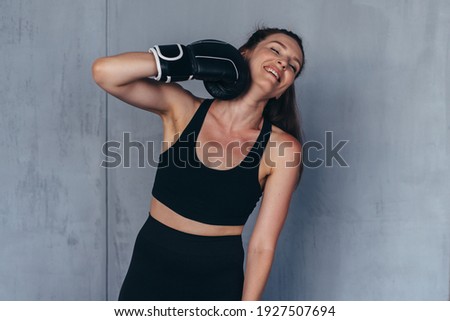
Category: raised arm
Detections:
[
  {"x1": 91, "y1": 39, "x2": 250, "y2": 116},
  {"x1": 91, "y1": 51, "x2": 193, "y2": 116}
]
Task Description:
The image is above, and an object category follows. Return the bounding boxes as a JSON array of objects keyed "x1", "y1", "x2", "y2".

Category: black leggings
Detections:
[{"x1": 118, "y1": 213, "x2": 245, "y2": 301}]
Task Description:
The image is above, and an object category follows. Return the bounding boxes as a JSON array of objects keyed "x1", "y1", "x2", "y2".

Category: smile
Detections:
[{"x1": 264, "y1": 66, "x2": 280, "y2": 82}]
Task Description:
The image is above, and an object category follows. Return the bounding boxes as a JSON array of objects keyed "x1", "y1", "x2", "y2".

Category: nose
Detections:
[{"x1": 277, "y1": 59, "x2": 287, "y2": 70}]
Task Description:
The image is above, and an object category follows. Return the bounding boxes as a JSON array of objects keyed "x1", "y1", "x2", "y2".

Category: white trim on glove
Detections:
[{"x1": 148, "y1": 47, "x2": 162, "y2": 81}]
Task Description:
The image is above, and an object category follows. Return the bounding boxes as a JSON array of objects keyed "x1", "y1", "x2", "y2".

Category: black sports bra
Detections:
[{"x1": 152, "y1": 99, "x2": 272, "y2": 225}]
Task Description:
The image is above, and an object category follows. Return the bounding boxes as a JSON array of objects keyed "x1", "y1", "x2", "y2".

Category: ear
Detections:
[{"x1": 240, "y1": 49, "x2": 249, "y2": 60}]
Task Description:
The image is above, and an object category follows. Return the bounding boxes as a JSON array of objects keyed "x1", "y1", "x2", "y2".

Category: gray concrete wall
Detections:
[
  {"x1": 0, "y1": 0, "x2": 448, "y2": 300},
  {"x1": 0, "y1": 0, "x2": 107, "y2": 299}
]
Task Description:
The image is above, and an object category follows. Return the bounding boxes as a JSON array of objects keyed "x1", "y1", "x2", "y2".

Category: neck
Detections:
[
  {"x1": 213, "y1": 99, "x2": 266, "y2": 132},
  {"x1": 213, "y1": 92, "x2": 270, "y2": 132}
]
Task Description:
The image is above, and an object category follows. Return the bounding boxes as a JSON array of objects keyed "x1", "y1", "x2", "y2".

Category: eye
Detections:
[
  {"x1": 270, "y1": 47, "x2": 280, "y2": 54},
  {"x1": 289, "y1": 64, "x2": 297, "y2": 73}
]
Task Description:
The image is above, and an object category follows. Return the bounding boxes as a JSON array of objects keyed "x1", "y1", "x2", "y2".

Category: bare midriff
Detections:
[{"x1": 149, "y1": 197, "x2": 245, "y2": 236}]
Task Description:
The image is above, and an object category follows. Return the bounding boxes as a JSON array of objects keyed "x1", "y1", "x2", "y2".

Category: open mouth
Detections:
[{"x1": 264, "y1": 66, "x2": 280, "y2": 82}]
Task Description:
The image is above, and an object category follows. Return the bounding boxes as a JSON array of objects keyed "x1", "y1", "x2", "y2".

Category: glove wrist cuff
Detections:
[
  {"x1": 148, "y1": 47, "x2": 162, "y2": 81},
  {"x1": 148, "y1": 44, "x2": 193, "y2": 83}
]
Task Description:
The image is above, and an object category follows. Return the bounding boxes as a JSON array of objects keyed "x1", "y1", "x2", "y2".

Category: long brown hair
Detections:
[{"x1": 239, "y1": 27, "x2": 306, "y2": 183}]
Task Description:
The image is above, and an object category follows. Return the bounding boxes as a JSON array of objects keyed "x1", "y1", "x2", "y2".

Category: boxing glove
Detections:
[{"x1": 148, "y1": 39, "x2": 250, "y2": 100}]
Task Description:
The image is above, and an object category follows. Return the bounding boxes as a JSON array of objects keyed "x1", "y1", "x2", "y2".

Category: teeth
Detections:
[{"x1": 265, "y1": 67, "x2": 279, "y2": 80}]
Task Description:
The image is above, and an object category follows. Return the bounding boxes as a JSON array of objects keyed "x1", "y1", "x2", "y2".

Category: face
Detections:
[{"x1": 243, "y1": 33, "x2": 303, "y2": 99}]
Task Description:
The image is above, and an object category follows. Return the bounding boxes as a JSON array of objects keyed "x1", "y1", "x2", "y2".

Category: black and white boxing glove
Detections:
[{"x1": 148, "y1": 39, "x2": 250, "y2": 100}]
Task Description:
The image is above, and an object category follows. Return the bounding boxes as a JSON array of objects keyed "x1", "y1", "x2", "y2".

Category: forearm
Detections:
[
  {"x1": 92, "y1": 52, "x2": 157, "y2": 87},
  {"x1": 241, "y1": 248, "x2": 275, "y2": 301}
]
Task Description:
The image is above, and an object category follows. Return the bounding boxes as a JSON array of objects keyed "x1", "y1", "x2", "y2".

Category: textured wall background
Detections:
[
  {"x1": 0, "y1": 0, "x2": 107, "y2": 299},
  {"x1": 0, "y1": 0, "x2": 449, "y2": 300}
]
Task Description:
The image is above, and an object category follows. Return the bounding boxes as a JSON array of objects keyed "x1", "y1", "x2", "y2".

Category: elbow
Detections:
[
  {"x1": 91, "y1": 57, "x2": 109, "y2": 86},
  {"x1": 247, "y1": 245, "x2": 276, "y2": 256},
  {"x1": 248, "y1": 236, "x2": 278, "y2": 255}
]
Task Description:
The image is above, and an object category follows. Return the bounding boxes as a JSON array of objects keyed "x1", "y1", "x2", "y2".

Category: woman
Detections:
[{"x1": 92, "y1": 27, "x2": 305, "y2": 301}]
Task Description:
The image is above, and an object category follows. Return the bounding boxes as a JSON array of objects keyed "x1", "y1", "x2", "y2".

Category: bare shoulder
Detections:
[
  {"x1": 264, "y1": 124, "x2": 302, "y2": 174},
  {"x1": 161, "y1": 83, "x2": 198, "y2": 110},
  {"x1": 159, "y1": 87, "x2": 205, "y2": 143},
  {"x1": 160, "y1": 83, "x2": 201, "y2": 121}
]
